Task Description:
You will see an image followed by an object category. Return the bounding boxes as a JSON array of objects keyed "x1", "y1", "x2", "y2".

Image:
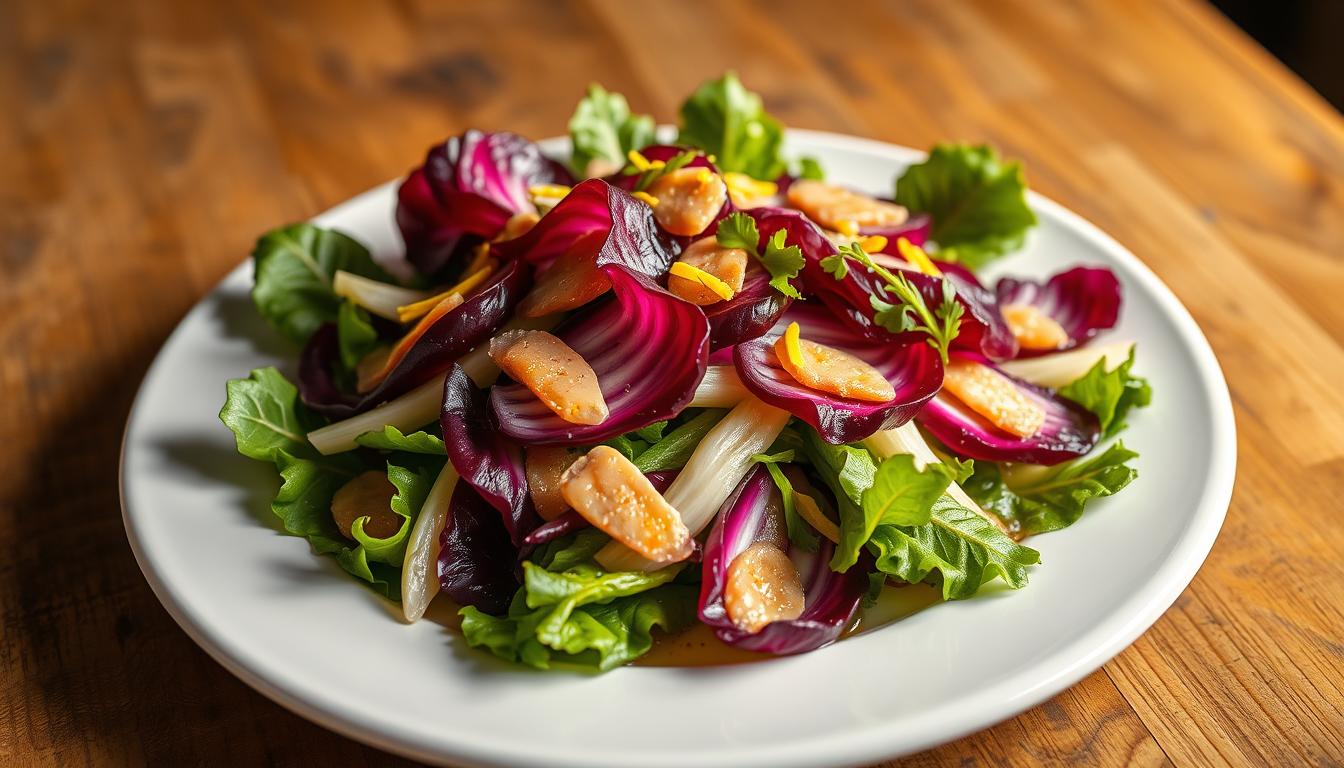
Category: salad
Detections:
[{"x1": 221, "y1": 73, "x2": 1149, "y2": 672}]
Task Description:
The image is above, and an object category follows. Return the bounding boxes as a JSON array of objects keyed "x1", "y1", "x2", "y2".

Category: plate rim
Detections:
[{"x1": 120, "y1": 128, "x2": 1236, "y2": 767}]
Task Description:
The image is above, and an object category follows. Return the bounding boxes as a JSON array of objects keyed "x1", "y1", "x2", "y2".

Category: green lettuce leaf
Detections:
[
  {"x1": 352, "y1": 459, "x2": 439, "y2": 565},
  {"x1": 797, "y1": 156, "x2": 825, "y2": 180},
  {"x1": 251, "y1": 223, "x2": 393, "y2": 344},
  {"x1": 678, "y1": 72, "x2": 786, "y2": 180},
  {"x1": 837, "y1": 455, "x2": 957, "y2": 570},
  {"x1": 221, "y1": 367, "x2": 402, "y2": 598},
  {"x1": 533, "y1": 528, "x2": 611, "y2": 573},
  {"x1": 964, "y1": 442, "x2": 1139, "y2": 537},
  {"x1": 460, "y1": 563, "x2": 694, "y2": 671},
  {"x1": 868, "y1": 496, "x2": 1041, "y2": 600},
  {"x1": 1059, "y1": 347, "x2": 1152, "y2": 438},
  {"x1": 354, "y1": 425, "x2": 445, "y2": 455},
  {"x1": 336, "y1": 300, "x2": 379, "y2": 371},
  {"x1": 567, "y1": 83, "x2": 656, "y2": 177},
  {"x1": 894, "y1": 144, "x2": 1037, "y2": 269},
  {"x1": 791, "y1": 428, "x2": 882, "y2": 570},
  {"x1": 631, "y1": 409, "x2": 725, "y2": 473}
]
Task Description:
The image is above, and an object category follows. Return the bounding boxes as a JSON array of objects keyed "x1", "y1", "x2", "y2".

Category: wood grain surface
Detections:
[{"x1": 3, "y1": 0, "x2": 1342, "y2": 765}]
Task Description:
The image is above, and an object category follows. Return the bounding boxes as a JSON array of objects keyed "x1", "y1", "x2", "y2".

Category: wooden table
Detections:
[{"x1": 4, "y1": 0, "x2": 1342, "y2": 764}]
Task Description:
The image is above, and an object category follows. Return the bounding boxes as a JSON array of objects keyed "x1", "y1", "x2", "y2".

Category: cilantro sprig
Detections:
[
  {"x1": 714, "y1": 212, "x2": 803, "y2": 299},
  {"x1": 820, "y1": 242, "x2": 963, "y2": 363},
  {"x1": 623, "y1": 149, "x2": 701, "y2": 192}
]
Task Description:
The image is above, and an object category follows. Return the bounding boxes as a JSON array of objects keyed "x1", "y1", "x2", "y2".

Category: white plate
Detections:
[{"x1": 121, "y1": 130, "x2": 1235, "y2": 767}]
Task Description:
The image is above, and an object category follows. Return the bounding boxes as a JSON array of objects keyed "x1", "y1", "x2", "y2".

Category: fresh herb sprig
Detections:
[
  {"x1": 623, "y1": 149, "x2": 701, "y2": 192},
  {"x1": 714, "y1": 212, "x2": 804, "y2": 299},
  {"x1": 820, "y1": 242, "x2": 963, "y2": 363}
]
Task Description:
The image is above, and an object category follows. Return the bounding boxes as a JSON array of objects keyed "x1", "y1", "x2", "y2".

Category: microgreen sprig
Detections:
[
  {"x1": 622, "y1": 149, "x2": 702, "y2": 192},
  {"x1": 820, "y1": 242, "x2": 963, "y2": 363},
  {"x1": 714, "y1": 212, "x2": 804, "y2": 299}
]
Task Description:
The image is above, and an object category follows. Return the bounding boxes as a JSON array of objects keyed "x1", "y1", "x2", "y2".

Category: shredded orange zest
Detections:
[
  {"x1": 631, "y1": 190, "x2": 660, "y2": 207},
  {"x1": 463, "y1": 242, "x2": 492, "y2": 273},
  {"x1": 669, "y1": 261, "x2": 735, "y2": 301},
  {"x1": 359, "y1": 293, "x2": 464, "y2": 392},
  {"x1": 528, "y1": 184, "x2": 572, "y2": 203},
  {"x1": 723, "y1": 172, "x2": 779, "y2": 207},
  {"x1": 836, "y1": 220, "x2": 860, "y2": 238},
  {"x1": 396, "y1": 264, "x2": 495, "y2": 323},
  {"x1": 626, "y1": 149, "x2": 653, "y2": 171},
  {"x1": 896, "y1": 237, "x2": 942, "y2": 277},
  {"x1": 793, "y1": 491, "x2": 840, "y2": 543},
  {"x1": 857, "y1": 235, "x2": 889, "y2": 253},
  {"x1": 781, "y1": 321, "x2": 805, "y2": 369}
]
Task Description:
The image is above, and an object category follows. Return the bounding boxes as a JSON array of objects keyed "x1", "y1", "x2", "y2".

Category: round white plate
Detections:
[{"x1": 121, "y1": 130, "x2": 1235, "y2": 767}]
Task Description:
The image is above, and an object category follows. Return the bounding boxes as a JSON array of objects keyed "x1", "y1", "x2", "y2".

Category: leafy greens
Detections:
[{"x1": 894, "y1": 144, "x2": 1037, "y2": 269}]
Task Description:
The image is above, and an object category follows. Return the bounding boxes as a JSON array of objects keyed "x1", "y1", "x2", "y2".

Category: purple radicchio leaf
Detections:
[
  {"x1": 733, "y1": 303, "x2": 943, "y2": 444},
  {"x1": 396, "y1": 130, "x2": 573, "y2": 279},
  {"x1": 699, "y1": 466, "x2": 868, "y2": 654}
]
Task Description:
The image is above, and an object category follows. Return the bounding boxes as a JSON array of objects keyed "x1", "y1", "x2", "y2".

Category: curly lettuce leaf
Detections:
[
  {"x1": 534, "y1": 528, "x2": 611, "y2": 573},
  {"x1": 868, "y1": 496, "x2": 1041, "y2": 600},
  {"x1": 1059, "y1": 347, "x2": 1152, "y2": 439},
  {"x1": 678, "y1": 72, "x2": 786, "y2": 180},
  {"x1": 354, "y1": 425, "x2": 445, "y2": 455},
  {"x1": 965, "y1": 442, "x2": 1139, "y2": 536},
  {"x1": 220, "y1": 367, "x2": 403, "y2": 598},
  {"x1": 894, "y1": 144, "x2": 1037, "y2": 269},
  {"x1": 353, "y1": 459, "x2": 440, "y2": 566},
  {"x1": 568, "y1": 83, "x2": 656, "y2": 177},
  {"x1": 251, "y1": 223, "x2": 393, "y2": 344},
  {"x1": 839, "y1": 454, "x2": 958, "y2": 570},
  {"x1": 460, "y1": 563, "x2": 695, "y2": 671}
]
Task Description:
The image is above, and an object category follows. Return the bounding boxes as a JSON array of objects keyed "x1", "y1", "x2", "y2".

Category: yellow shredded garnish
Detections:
[
  {"x1": 793, "y1": 491, "x2": 840, "y2": 543},
  {"x1": 528, "y1": 184, "x2": 572, "y2": 202},
  {"x1": 627, "y1": 149, "x2": 653, "y2": 172},
  {"x1": 723, "y1": 172, "x2": 778, "y2": 207},
  {"x1": 857, "y1": 235, "x2": 889, "y2": 253},
  {"x1": 631, "y1": 190, "x2": 660, "y2": 207},
  {"x1": 781, "y1": 321, "x2": 804, "y2": 368},
  {"x1": 463, "y1": 242, "x2": 492, "y2": 274},
  {"x1": 695, "y1": 168, "x2": 714, "y2": 185},
  {"x1": 836, "y1": 220, "x2": 860, "y2": 238},
  {"x1": 669, "y1": 261, "x2": 735, "y2": 301},
  {"x1": 896, "y1": 236, "x2": 942, "y2": 277},
  {"x1": 396, "y1": 264, "x2": 495, "y2": 323}
]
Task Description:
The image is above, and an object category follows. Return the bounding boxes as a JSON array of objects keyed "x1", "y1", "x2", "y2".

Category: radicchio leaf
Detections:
[
  {"x1": 441, "y1": 364, "x2": 539, "y2": 546},
  {"x1": 733, "y1": 304, "x2": 943, "y2": 444},
  {"x1": 917, "y1": 356, "x2": 1100, "y2": 465},
  {"x1": 995, "y1": 266, "x2": 1121, "y2": 357},
  {"x1": 397, "y1": 130, "x2": 573, "y2": 279},
  {"x1": 497, "y1": 178, "x2": 680, "y2": 273},
  {"x1": 298, "y1": 260, "x2": 530, "y2": 417},
  {"x1": 699, "y1": 466, "x2": 868, "y2": 654},
  {"x1": 490, "y1": 266, "x2": 710, "y2": 444},
  {"x1": 745, "y1": 207, "x2": 1015, "y2": 359},
  {"x1": 704, "y1": 263, "x2": 792, "y2": 350},
  {"x1": 437, "y1": 480, "x2": 519, "y2": 615}
]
